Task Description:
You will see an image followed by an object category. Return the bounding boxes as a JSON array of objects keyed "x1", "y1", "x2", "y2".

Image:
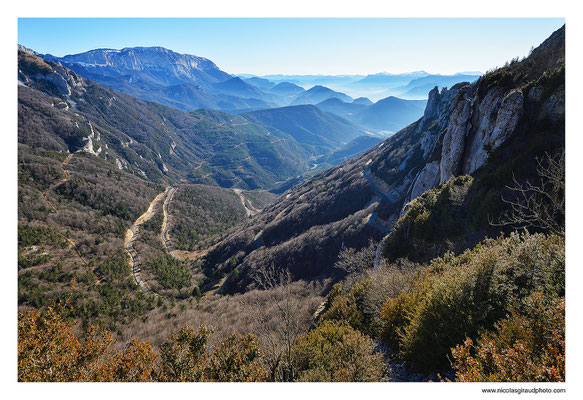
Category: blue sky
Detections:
[{"x1": 18, "y1": 18, "x2": 564, "y2": 75}]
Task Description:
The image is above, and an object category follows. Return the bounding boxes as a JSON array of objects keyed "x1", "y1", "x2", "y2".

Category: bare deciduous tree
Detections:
[
  {"x1": 245, "y1": 265, "x2": 311, "y2": 381},
  {"x1": 334, "y1": 240, "x2": 377, "y2": 275},
  {"x1": 492, "y1": 150, "x2": 565, "y2": 236}
]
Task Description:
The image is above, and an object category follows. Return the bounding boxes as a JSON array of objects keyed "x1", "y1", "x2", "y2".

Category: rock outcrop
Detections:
[
  {"x1": 411, "y1": 79, "x2": 528, "y2": 194},
  {"x1": 439, "y1": 86, "x2": 473, "y2": 184},
  {"x1": 404, "y1": 25, "x2": 564, "y2": 211},
  {"x1": 409, "y1": 161, "x2": 440, "y2": 201}
]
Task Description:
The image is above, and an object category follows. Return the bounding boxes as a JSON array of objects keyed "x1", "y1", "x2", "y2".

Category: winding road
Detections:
[
  {"x1": 367, "y1": 212, "x2": 392, "y2": 234},
  {"x1": 124, "y1": 186, "x2": 172, "y2": 295},
  {"x1": 362, "y1": 167, "x2": 400, "y2": 206},
  {"x1": 232, "y1": 188, "x2": 261, "y2": 217}
]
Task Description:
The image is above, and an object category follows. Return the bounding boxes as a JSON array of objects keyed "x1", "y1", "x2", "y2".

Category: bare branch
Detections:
[{"x1": 491, "y1": 150, "x2": 564, "y2": 236}]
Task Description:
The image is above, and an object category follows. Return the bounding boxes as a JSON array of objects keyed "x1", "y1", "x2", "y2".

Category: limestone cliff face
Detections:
[
  {"x1": 418, "y1": 83, "x2": 465, "y2": 159},
  {"x1": 408, "y1": 82, "x2": 529, "y2": 203},
  {"x1": 404, "y1": 25, "x2": 565, "y2": 208},
  {"x1": 18, "y1": 49, "x2": 87, "y2": 100},
  {"x1": 409, "y1": 161, "x2": 440, "y2": 201},
  {"x1": 439, "y1": 86, "x2": 474, "y2": 184},
  {"x1": 405, "y1": 40, "x2": 563, "y2": 207}
]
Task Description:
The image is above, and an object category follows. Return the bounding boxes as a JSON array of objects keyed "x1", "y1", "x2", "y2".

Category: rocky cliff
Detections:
[
  {"x1": 408, "y1": 25, "x2": 564, "y2": 200},
  {"x1": 42, "y1": 46, "x2": 232, "y2": 88}
]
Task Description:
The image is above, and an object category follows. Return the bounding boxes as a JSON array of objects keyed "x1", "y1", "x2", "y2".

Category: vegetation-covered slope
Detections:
[
  {"x1": 317, "y1": 231, "x2": 564, "y2": 377},
  {"x1": 166, "y1": 185, "x2": 275, "y2": 252},
  {"x1": 241, "y1": 105, "x2": 365, "y2": 154}
]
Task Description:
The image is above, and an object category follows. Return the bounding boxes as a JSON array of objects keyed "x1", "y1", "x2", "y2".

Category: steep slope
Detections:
[
  {"x1": 18, "y1": 50, "x2": 313, "y2": 190},
  {"x1": 241, "y1": 105, "x2": 365, "y2": 154},
  {"x1": 314, "y1": 135, "x2": 383, "y2": 166},
  {"x1": 290, "y1": 85, "x2": 353, "y2": 105},
  {"x1": 200, "y1": 25, "x2": 564, "y2": 293}
]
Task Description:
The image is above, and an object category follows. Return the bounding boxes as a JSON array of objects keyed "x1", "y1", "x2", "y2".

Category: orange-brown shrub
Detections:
[{"x1": 452, "y1": 292, "x2": 564, "y2": 382}]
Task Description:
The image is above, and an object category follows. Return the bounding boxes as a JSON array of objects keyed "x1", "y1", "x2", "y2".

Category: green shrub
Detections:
[
  {"x1": 145, "y1": 255, "x2": 191, "y2": 291},
  {"x1": 95, "y1": 251, "x2": 130, "y2": 282},
  {"x1": 396, "y1": 232, "x2": 564, "y2": 372},
  {"x1": 292, "y1": 321, "x2": 385, "y2": 382},
  {"x1": 379, "y1": 292, "x2": 417, "y2": 351},
  {"x1": 18, "y1": 225, "x2": 67, "y2": 248},
  {"x1": 318, "y1": 284, "x2": 365, "y2": 332},
  {"x1": 384, "y1": 175, "x2": 473, "y2": 262},
  {"x1": 158, "y1": 325, "x2": 267, "y2": 382}
]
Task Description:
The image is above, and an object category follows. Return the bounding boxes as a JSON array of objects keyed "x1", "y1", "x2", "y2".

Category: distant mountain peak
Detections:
[
  {"x1": 352, "y1": 97, "x2": 373, "y2": 106},
  {"x1": 45, "y1": 46, "x2": 232, "y2": 85},
  {"x1": 37, "y1": 46, "x2": 243, "y2": 111},
  {"x1": 290, "y1": 85, "x2": 353, "y2": 106}
]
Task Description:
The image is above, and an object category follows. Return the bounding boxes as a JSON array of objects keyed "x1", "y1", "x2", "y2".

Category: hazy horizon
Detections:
[{"x1": 18, "y1": 18, "x2": 564, "y2": 76}]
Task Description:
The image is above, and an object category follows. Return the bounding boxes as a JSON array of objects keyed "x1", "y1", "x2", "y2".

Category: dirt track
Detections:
[
  {"x1": 232, "y1": 188, "x2": 261, "y2": 217},
  {"x1": 124, "y1": 187, "x2": 172, "y2": 295},
  {"x1": 42, "y1": 154, "x2": 73, "y2": 213}
]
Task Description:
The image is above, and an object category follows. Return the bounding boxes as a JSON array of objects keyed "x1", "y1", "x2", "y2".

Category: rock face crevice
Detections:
[
  {"x1": 460, "y1": 88, "x2": 525, "y2": 175},
  {"x1": 408, "y1": 80, "x2": 528, "y2": 204},
  {"x1": 439, "y1": 86, "x2": 474, "y2": 184}
]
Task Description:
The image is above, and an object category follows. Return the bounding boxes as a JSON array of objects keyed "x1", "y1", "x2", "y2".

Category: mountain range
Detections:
[
  {"x1": 39, "y1": 47, "x2": 476, "y2": 135},
  {"x1": 249, "y1": 71, "x2": 481, "y2": 101},
  {"x1": 316, "y1": 96, "x2": 427, "y2": 133}
]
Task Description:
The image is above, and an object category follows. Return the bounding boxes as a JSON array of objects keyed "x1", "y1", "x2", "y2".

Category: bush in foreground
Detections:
[
  {"x1": 18, "y1": 302, "x2": 157, "y2": 382},
  {"x1": 292, "y1": 321, "x2": 385, "y2": 382},
  {"x1": 452, "y1": 292, "x2": 564, "y2": 382}
]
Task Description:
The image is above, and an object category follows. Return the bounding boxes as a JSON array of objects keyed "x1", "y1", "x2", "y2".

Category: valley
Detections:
[{"x1": 17, "y1": 23, "x2": 565, "y2": 383}]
